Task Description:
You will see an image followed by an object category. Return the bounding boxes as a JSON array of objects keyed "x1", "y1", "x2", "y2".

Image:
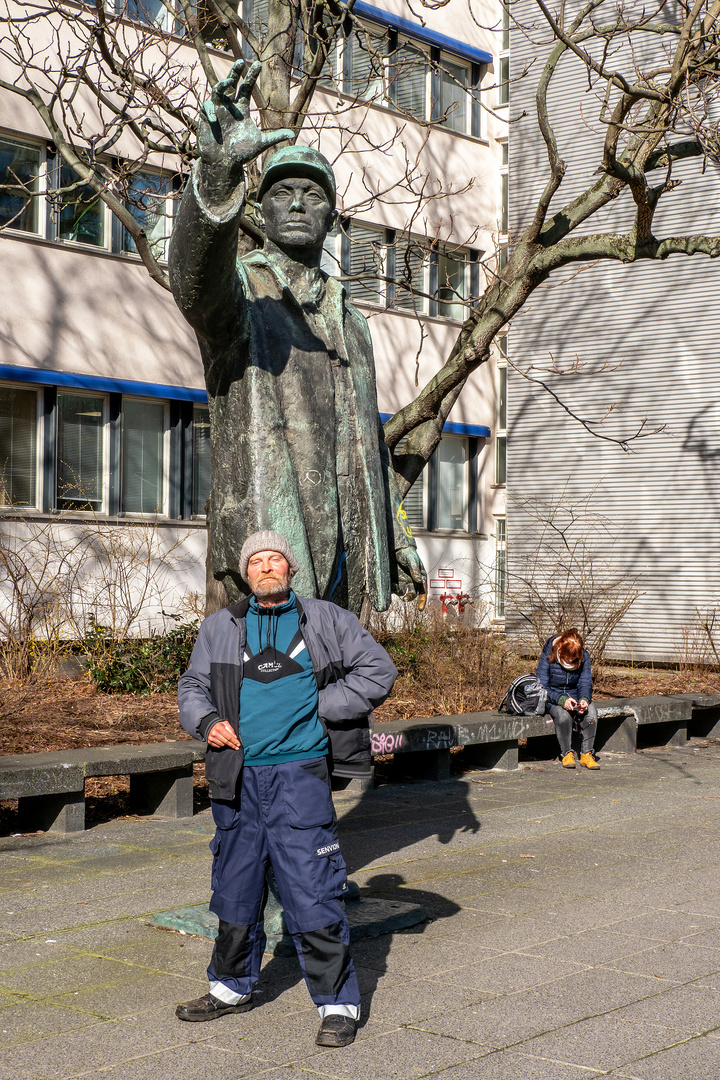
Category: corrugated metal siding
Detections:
[{"x1": 506, "y1": 0, "x2": 720, "y2": 662}]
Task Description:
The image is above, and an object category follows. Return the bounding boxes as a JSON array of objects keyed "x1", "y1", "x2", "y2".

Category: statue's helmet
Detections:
[{"x1": 257, "y1": 145, "x2": 336, "y2": 208}]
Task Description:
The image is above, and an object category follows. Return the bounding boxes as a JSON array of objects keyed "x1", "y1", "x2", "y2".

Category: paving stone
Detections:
[
  {"x1": 516, "y1": 928, "x2": 659, "y2": 964},
  {"x1": 1, "y1": 1019, "x2": 190, "y2": 1078},
  {"x1": 63, "y1": 1042, "x2": 272, "y2": 1080},
  {"x1": 307, "y1": 1023, "x2": 491, "y2": 1079},
  {"x1": 439, "y1": 950, "x2": 586, "y2": 995},
  {"x1": 610, "y1": 982, "x2": 720, "y2": 1036},
  {"x1": 518, "y1": 1014, "x2": 692, "y2": 1071},
  {"x1": 359, "y1": 972, "x2": 486, "y2": 1024},
  {"x1": 0, "y1": 1000, "x2": 103, "y2": 1046},
  {"x1": 430, "y1": 1050, "x2": 605, "y2": 1079},
  {"x1": 0, "y1": 954, "x2": 142, "y2": 997},
  {"x1": 599, "y1": 941, "x2": 720, "y2": 981},
  {"x1": 47, "y1": 970, "x2": 205, "y2": 1019},
  {"x1": 606, "y1": 1032, "x2": 720, "y2": 1079}
]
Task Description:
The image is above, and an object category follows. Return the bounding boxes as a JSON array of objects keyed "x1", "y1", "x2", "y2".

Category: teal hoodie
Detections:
[{"x1": 239, "y1": 593, "x2": 328, "y2": 765}]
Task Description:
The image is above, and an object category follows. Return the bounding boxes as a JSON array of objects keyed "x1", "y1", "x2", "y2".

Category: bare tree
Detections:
[
  {"x1": 1, "y1": 0, "x2": 719, "y2": 492},
  {"x1": 504, "y1": 490, "x2": 642, "y2": 663}
]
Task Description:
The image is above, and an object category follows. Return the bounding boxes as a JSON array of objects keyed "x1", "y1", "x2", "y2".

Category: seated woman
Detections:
[{"x1": 536, "y1": 628, "x2": 600, "y2": 770}]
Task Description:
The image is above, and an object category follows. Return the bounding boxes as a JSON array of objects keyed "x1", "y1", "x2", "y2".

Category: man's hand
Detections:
[
  {"x1": 207, "y1": 719, "x2": 241, "y2": 750},
  {"x1": 577, "y1": 699, "x2": 588, "y2": 714},
  {"x1": 395, "y1": 547, "x2": 427, "y2": 610},
  {"x1": 564, "y1": 697, "x2": 578, "y2": 712},
  {"x1": 198, "y1": 61, "x2": 294, "y2": 176}
]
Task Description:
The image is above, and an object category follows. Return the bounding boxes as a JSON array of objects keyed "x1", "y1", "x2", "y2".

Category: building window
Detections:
[
  {"x1": 250, "y1": 7, "x2": 486, "y2": 139},
  {"x1": 0, "y1": 386, "x2": 38, "y2": 507},
  {"x1": 51, "y1": 162, "x2": 107, "y2": 248},
  {"x1": 345, "y1": 23, "x2": 387, "y2": 101},
  {"x1": 0, "y1": 138, "x2": 175, "y2": 255},
  {"x1": 121, "y1": 398, "x2": 167, "y2": 514},
  {"x1": 56, "y1": 392, "x2": 106, "y2": 512},
  {"x1": 344, "y1": 221, "x2": 386, "y2": 306},
  {"x1": 500, "y1": 141, "x2": 508, "y2": 233},
  {"x1": 498, "y1": 56, "x2": 510, "y2": 107},
  {"x1": 0, "y1": 136, "x2": 42, "y2": 234},
  {"x1": 192, "y1": 404, "x2": 211, "y2": 517},
  {"x1": 399, "y1": 434, "x2": 474, "y2": 533},
  {"x1": 495, "y1": 336, "x2": 507, "y2": 486},
  {"x1": 436, "y1": 249, "x2": 469, "y2": 320},
  {"x1": 122, "y1": 172, "x2": 172, "y2": 260},
  {"x1": 435, "y1": 436, "x2": 469, "y2": 530},
  {"x1": 495, "y1": 517, "x2": 506, "y2": 617},
  {"x1": 336, "y1": 223, "x2": 474, "y2": 320},
  {"x1": 391, "y1": 41, "x2": 429, "y2": 120},
  {"x1": 115, "y1": 0, "x2": 172, "y2": 30},
  {"x1": 437, "y1": 56, "x2": 468, "y2": 133},
  {"x1": 392, "y1": 233, "x2": 429, "y2": 313}
]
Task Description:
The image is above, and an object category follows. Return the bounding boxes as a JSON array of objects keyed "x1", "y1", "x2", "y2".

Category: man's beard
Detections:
[{"x1": 253, "y1": 574, "x2": 292, "y2": 604}]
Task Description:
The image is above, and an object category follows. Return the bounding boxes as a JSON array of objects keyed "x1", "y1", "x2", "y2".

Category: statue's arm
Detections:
[
  {"x1": 168, "y1": 61, "x2": 293, "y2": 344},
  {"x1": 169, "y1": 163, "x2": 246, "y2": 344}
]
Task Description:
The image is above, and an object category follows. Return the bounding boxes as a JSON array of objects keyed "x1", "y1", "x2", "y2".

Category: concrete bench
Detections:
[
  {"x1": 0, "y1": 742, "x2": 206, "y2": 833},
  {"x1": 371, "y1": 693, "x2": 720, "y2": 780}
]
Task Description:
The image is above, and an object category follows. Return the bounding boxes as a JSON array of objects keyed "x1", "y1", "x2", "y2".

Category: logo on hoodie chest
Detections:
[{"x1": 243, "y1": 634, "x2": 307, "y2": 684}]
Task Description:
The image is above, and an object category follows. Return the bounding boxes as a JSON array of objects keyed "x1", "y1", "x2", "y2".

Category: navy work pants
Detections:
[{"x1": 206, "y1": 758, "x2": 360, "y2": 1009}]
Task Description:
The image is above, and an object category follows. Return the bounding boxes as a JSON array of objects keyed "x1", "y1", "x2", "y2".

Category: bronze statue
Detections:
[{"x1": 169, "y1": 61, "x2": 425, "y2": 614}]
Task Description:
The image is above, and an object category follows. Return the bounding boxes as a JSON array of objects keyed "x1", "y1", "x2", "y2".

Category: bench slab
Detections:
[{"x1": 1, "y1": 742, "x2": 206, "y2": 833}]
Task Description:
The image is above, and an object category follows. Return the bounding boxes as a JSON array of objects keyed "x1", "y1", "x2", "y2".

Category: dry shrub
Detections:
[
  {"x1": 678, "y1": 608, "x2": 720, "y2": 674},
  {"x1": 505, "y1": 491, "x2": 642, "y2": 665},
  {"x1": 0, "y1": 511, "x2": 198, "y2": 683},
  {"x1": 371, "y1": 601, "x2": 530, "y2": 720}
]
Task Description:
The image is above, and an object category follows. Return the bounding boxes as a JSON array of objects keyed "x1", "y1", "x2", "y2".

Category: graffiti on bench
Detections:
[{"x1": 371, "y1": 731, "x2": 404, "y2": 754}]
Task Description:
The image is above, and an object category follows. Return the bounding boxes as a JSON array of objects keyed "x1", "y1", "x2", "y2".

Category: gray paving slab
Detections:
[
  {"x1": 518, "y1": 1014, "x2": 692, "y2": 1072},
  {"x1": 433, "y1": 1050, "x2": 606, "y2": 1078},
  {"x1": 607, "y1": 1032, "x2": 720, "y2": 1079},
  {"x1": 0, "y1": 999, "x2": 104, "y2": 1047},
  {"x1": 610, "y1": 981, "x2": 720, "y2": 1036},
  {"x1": 3, "y1": 742, "x2": 720, "y2": 1078}
]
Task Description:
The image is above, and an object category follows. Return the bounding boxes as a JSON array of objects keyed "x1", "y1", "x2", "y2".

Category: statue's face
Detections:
[{"x1": 261, "y1": 177, "x2": 335, "y2": 253}]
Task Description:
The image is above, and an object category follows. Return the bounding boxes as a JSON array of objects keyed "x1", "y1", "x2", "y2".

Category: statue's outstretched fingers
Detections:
[
  {"x1": 260, "y1": 128, "x2": 295, "y2": 151},
  {"x1": 235, "y1": 61, "x2": 262, "y2": 103},
  {"x1": 221, "y1": 59, "x2": 247, "y2": 97}
]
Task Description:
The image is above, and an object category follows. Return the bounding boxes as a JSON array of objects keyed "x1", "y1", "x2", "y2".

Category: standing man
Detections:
[
  {"x1": 169, "y1": 60, "x2": 425, "y2": 615},
  {"x1": 175, "y1": 530, "x2": 397, "y2": 1047}
]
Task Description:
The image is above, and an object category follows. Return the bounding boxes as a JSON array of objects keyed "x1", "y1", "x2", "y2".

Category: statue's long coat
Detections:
[{"x1": 169, "y1": 165, "x2": 413, "y2": 612}]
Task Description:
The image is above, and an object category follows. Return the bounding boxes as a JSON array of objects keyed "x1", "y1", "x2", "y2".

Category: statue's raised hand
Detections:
[{"x1": 198, "y1": 61, "x2": 294, "y2": 175}]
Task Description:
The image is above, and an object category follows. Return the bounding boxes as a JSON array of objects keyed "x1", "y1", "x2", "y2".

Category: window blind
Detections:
[
  {"x1": 0, "y1": 387, "x2": 37, "y2": 507},
  {"x1": 347, "y1": 223, "x2": 385, "y2": 306},
  {"x1": 192, "y1": 406, "x2": 211, "y2": 516},
  {"x1": 392, "y1": 42, "x2": 428, "y2": 120},
  {"x1": 57, "y1": 394, "x2": 104, "y2": 510},
  {"x1": 122, "y1": 399, "x2": 164, "y2": 514}
]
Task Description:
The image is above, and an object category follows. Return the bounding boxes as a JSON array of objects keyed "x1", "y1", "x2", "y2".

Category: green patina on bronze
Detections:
[{"x1": 169, "y1": 61, "x2": 424, "y2": 613}]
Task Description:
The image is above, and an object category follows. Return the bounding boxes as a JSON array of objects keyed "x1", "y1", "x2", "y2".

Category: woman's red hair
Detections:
[{"x1": 550, "y1": 628, "x2": 584, "y2": 666}]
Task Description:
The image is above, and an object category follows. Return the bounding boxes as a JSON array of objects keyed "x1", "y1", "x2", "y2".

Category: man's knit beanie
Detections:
[{"x1": 239, "y1": 530, "x2": 300, "y2": 582}]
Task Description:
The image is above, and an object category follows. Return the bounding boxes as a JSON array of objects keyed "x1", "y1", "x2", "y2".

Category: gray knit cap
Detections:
[{"x1": 239, "y1": 530, "x2": 300, "y2": 583}]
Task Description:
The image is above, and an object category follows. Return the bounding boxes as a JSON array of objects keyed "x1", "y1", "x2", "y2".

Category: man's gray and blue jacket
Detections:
[{"x1": 178, "y1": 594, "x2": 397, "y2": 799}]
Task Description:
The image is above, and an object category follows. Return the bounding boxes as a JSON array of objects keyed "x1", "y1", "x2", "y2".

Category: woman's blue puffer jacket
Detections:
[{"x1": 536, "y1": 635, "x2": 592, "y2": 707}]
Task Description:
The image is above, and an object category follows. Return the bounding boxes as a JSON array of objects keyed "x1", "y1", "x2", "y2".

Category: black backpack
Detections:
[{"x1": 499, "y1": 674, "x2": 548, "y2": 716}]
